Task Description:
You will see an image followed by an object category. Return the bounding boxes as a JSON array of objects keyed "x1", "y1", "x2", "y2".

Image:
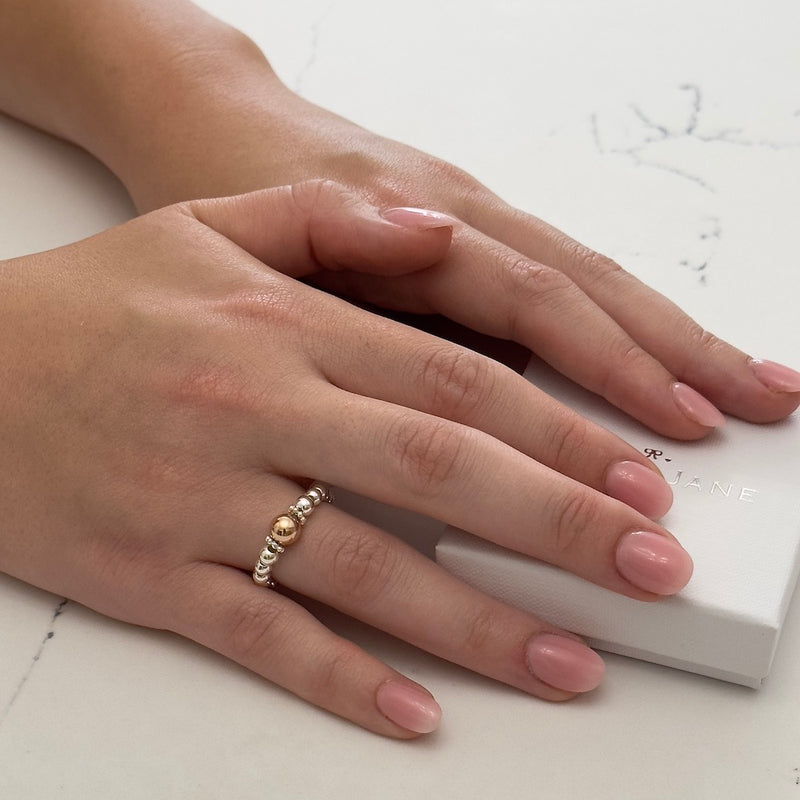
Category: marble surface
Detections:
[{"x1": 1, "y1": 1, "x2": 799, "y2": 797}]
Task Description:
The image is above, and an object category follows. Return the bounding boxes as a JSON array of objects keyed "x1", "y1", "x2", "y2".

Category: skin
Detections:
[
  {"x1": 0, "y1": 1, "x2": 797, "y2": 736},
  {"x1": 0, "y1": 182, "x2": 661, "y2": 735}
]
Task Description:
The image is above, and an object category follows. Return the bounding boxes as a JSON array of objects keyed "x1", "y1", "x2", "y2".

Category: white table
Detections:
[{"x1": 2, "y1": 2, "x2": 799, "y2": 797}]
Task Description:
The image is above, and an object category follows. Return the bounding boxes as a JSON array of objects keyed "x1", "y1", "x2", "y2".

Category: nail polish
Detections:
[
  {"x1": 605, "y1": 461, "x2": 673, "y2": 519},
  {"x1": 376, "y1": 680, "x2": 441, "y2": 734},
  {"x1": 380, "y1": 206, "x2": 457, "y2": 229},
  {"x1": 672, "y1": 383, "x2": 726, "y2": 428},
  {"x1": 616, "y1": 530, "x2": 693, "y2": 595},
  {"x1": 749, "y1": 359, "x2": 800, "y2": 393},
  {"x1": 525, "y1": 634, "x2": 605, "y2": 693}
]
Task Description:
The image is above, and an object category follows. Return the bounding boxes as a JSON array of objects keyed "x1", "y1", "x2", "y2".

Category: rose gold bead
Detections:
[{"x1": 270, "y1": 515, "x2": 300, "y2": 545}]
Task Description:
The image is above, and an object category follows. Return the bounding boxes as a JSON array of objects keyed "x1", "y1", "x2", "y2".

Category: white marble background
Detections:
[{"x1": 1, "y1": 1, "x2": 799, "y2": 797}]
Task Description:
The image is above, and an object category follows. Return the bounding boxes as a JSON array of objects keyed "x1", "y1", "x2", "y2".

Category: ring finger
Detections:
[{"x1": 185, "y1": 477, "x2": 606, "y2": 735}]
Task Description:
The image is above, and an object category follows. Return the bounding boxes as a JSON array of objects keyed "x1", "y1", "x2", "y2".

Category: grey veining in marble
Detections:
[{"x1": 1, "y1": 599, "x2": 68, "y2": 727}]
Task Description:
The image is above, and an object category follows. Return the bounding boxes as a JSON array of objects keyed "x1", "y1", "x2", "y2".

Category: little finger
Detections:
[{"x1": 207, "y1": 481, "x2": 605, "y2": 702}]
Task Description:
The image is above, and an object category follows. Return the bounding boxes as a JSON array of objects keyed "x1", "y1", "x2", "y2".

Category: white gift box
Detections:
[{"x1": 436, "y1": 358, "x2": 800, "y2": 688}]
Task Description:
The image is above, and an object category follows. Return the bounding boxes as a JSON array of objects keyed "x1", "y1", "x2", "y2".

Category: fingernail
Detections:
[
  {"x1": 672, "y1": 382, "x2": 726, "y2": 428},
  {"x1": 749, "y1": 359, "x2": 800, "y2": 393},
  {"x1": 605, "y1": 461, "x2": 673, "y2": 519},
  {"x1": 376, "y1": 679, "x2": 442, "y2": 734},
  {"x1": 381, "y1": 206, "x2": 457, "y2": 229},
  {"x1": 525, "y1": 634, "x2": 605, "y2": 693},
  {"x1": 616, "y1": 530, "x2": 693, "y2": 595}
]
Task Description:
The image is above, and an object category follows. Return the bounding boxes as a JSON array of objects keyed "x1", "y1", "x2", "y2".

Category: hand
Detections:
[
  {"x1": 0, "y1": 182, "x2": 694, "y2": 736},
  {"x1": 3, "y1": 0, "x2": 798, "y2": 496},
  {"x1": 108, "y1": 60, "x2": 800, "y2": 440}
]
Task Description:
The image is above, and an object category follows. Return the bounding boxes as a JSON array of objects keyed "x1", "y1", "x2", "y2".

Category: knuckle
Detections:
[
  {"x1": 501, "y1": 257, "x2": 574, "y2": 338},
  {"x1": 417, "y1": 344, "x2": 495, "y2": 420},
  {"x1": 427, "y1": 157, "x2": 483, "y2": 196},
  {"x1": 545, "y1": 490, "x2": 599, "y2": 557},
  {"x1": 576, "y1": 244, "x2": 622, "y2": 277},
  {"x1": 387, "y1": 415, "x2": 467, "y2": 497},
  {"x1": 504, "y1": 257, "x2": 571, "y2": 301},
  {"x1": 306, "y1": 647, "x2": 357, "y2": 706},
  {"x1": 560, "y1": 238, "x2": 623, "y2": 280},
  {"x1": 667, "y1": 319, "x2": 729, "y2": 381},
  {"x1": 229, "y1": 596, "x2": 288, "y2": 661},
  {"x1": 327, "y1": 528, "x2": 398, "y2": 606},
  {"x1": 597, "y1": 338, "x2": 653, "y2": 397},
  {"x1": 541, "y1": 410, "x2": 590, "y2": 473},
  {"x1": 318, "y1": 148, "x2": 386, "y2": 189},
  {"x1": 461, "y1": 605, "x2": 499, "y2": 657},
  {"x1": 219, "y1": 283, "x2": 299, "y2": 330},
  {"x1": 683, "y1": 322, "x2": 725, "y2": 356},
  {"x1": 169, "y1": 357, "x2": 257, "y2": 417}
]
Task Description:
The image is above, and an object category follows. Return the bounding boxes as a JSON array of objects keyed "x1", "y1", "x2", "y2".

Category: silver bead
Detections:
[
  {"x1": 305, "y1": 488, "x2": 322, "y2": 506},
  {"x1": 288, "y1": 506, "x2": 306, "y2": 525},
  {"x1": 307, "y1": 482, "x2": 330, "y2": 503},
  {"x1": 266, "y1": 539, "x2": 284, "y2": 555},
  {"x1": 295, "y1": 496, "x2": 314, "y2": 516},
  {"x1": 258, "y1": 549, "x2": 277, "y2": 566}
]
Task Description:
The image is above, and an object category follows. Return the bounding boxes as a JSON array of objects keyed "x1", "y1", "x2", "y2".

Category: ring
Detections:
[{"x1": 252, "y1": 482, "x2": 333, "y2": 588}]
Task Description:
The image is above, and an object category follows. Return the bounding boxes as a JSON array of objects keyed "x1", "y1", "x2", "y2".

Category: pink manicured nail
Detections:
[
  {"x1": 381, "y1": 206, "x2": 457, "y2": 229},
  {"x1": 525, "y1": 634, "x2": 605, "y2": 693},
  {"x1": 376, "y1": 680, "x2": 441, "y2": 734},
  {"x1": 605, "y1": 461, "x2": 673, "y2": 519},
  {"x1": 672, "y1": 382, "x2": 726, "y2": 428},
  {"x1": 749, "y1": 359, "x2": 800, "y2": 393},
  {"x1": 616, "y1": 531, "x2": 693, "y2": 595}
]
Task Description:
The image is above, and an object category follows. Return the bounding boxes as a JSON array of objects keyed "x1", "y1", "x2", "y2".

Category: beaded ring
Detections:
[{"x1": 252, "y1": 482, "x2": 332, "y2": 588}]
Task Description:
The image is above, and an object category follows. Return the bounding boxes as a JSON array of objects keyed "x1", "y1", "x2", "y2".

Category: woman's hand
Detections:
[
  {"x1": 2, "y1": 0, "x2": 798, "y2": 444},
  {"x1": 89, "y1": 30, "x2": 800, "y2": 439},
  {"x1": 0, "y1": 182, "x2": 693, "y2": 736}
]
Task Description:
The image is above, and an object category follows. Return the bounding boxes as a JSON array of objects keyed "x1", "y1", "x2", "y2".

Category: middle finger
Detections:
[
  {"x1": 257, "y1": 384, "x2": 692, "y2": 600},
  {"x1": 310, "y1": 309, "x2": 673, "y2": 520}
]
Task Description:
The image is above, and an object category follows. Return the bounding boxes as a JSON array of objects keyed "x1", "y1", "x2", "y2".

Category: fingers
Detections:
[
  {"x1": 310, "y1": 308, "x2": 673, "y2": 519},
  {"x1": 168, "y1": 562, "x2": 441, "y2": 738},
  {"x1": 315, "y1": 233, "x2": 719, "y2": 440},
  {"x1": 262, "y1": 388, "x2": 691, "y2": 600},
  {"x1": 179, "y1": 179, "x2": 796, "y2": 440},
  {"x1": 465, "y1": 200, "x2": 800, "y2": 424},
  {"x1": 273, "y1": 506, "x2": 605, "y2": 697},
  {"x1": 197, "y1": 483, "x2": 606, "y2": 717},
  {"x1": 182, "y1": 179, "x2": 453, "y2": 278},
  {"x1": 559, "y1": 264, "x2": 800, "y2": 423}
]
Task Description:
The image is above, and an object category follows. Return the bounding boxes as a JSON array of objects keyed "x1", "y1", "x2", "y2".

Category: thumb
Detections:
[{"x1": 184, "y1": 180, "x2": 454, "y2": 278}]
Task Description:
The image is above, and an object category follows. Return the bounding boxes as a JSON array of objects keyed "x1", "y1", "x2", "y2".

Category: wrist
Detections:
[{"x1": 76, "y1": 22, "x2": 288, "y2": 210}]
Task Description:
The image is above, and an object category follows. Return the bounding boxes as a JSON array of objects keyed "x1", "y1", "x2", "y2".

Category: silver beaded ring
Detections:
[{"x1": 252, "y1": 482, "x2": 332, "y2": 588}]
